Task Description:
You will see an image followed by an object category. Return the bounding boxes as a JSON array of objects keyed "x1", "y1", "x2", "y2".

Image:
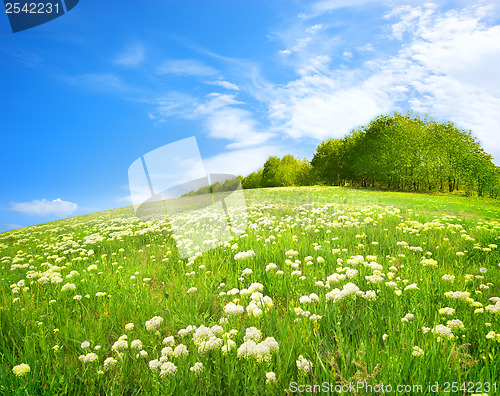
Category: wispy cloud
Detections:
[
  {"x1": 301, "y1": 0, "x2": 382, "y2": 18},
  {"x1": 152, "y1": 92, "x2": 274, "y2": 149},
  {"x1": 157, "y1": 59, "x2": 218, "y2": 76},
  {"x1": 114, "y1": 43, "x2": 145, "y2": 67},
  {"x1": 201, "y1": 97, "x2": 273, "y2": 149},
  {"x1": 63, "y1": 73, "x2": 133, "y2": 94},
  {"x1": 9, "y1": 198, "x2": 78, "y2": 217},
  {"x1": 206, "y1": 80, "x2": 240, "y2": 90}
]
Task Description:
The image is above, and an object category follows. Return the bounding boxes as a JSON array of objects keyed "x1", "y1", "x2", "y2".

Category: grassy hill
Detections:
[{"x1": 1, "y1": 187, "x2": 499, "y2": 395}]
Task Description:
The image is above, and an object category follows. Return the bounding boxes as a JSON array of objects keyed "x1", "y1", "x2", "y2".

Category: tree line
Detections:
[{"x1": 241, "y1": 112, "x2": 500, "y2": 198}]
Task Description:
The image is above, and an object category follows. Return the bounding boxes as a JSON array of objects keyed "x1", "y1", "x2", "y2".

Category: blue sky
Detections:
[{"x1": 1, "y1": 0, "x2": 500, "y2": 231}]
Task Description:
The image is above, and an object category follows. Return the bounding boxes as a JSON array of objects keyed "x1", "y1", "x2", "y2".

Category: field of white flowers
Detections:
[{"x1": 1, "y1": 187, "x2": 499, "y2": 395}]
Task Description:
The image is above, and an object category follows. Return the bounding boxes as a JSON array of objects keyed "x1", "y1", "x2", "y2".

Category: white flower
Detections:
[
  {"x1": 103, "y1": 357, "x2": 117, "y2": 371},
  {"x1": 486, "y1": 305, "x2": 500, "y2": 314},
  {"x1": 178, "y1": 325, "x2": 197, "y2": 338},
  {"x1": 161, "y1": 346, "x2": 173, "y2": 357},
  {"x1": 234, "y1": 250, "x2": 256, "y2": 260},
  {"x1": 187, "y1": 287, "x2": 197, "y2": 294},
  {"x1": 190, "y1": 362, "x2": 204, "y2": 374},
  {"x1": 244, "y1": 327, "x2": 262, "y2": 342},
  {"x1": 174, "y1": 344, "x2": 189, "y2": 357},
  {"x1": 148, "y1": 359, "x2": 161, "y2": 371},
  {"x1": 446, "y1": 319, "x2": 465, "y2": 330},
  {"x1": 326, "y1": 283, "x2": 362, "y2": 303},
  {"x1": 131, "y1": 340, "x2": 143, "y2": 351},
  {"x1": 412, "y1": 346, "x2": 424, "y2": 357},
  {"x1": 162, "y1": 336, "x2": 175, "y2": 347},
  {"x1": 266, "y1": 371, "x2": 277, "y2": 384},
  {"x1": 248, "y1": 283, "x2": 264, "y2": 293},
  {"x1": 160, "y1": 362, "x2": 177, "y2": 378},
  {"x1": 445, "y1": 291, "x2": 473, "y2": 303},
  {"x1": 401, "y1": 313, "x2": 414, "y2": 323},
  {"x1": 81, "y1": 353, "x2": 98, "y2": 363},
  {"x1": 81, "y1": 341, "x2": 90, "y2": 349},
  {"x1": 224, "y1": 302, "x2": 245, "y2": 316},
  {"x1": 438, "y1": 307, "x2": 455, "y2": 316},
  {"x1": 112, "y1": 339, "x2": 128, "y2": 351},
  {"x1": 296, "y1": 355, "x2": 313, "y2": 374},
  {"x1": 363, "y1": 290, "x2": 377, "y2": 301},
  {"x1": 61, "y1": 283, "x2": 76, "y2": 292},
  {"x1": 420, "y1": 258, "x2": 438, "y2": 267},
  {"x1": 404, "y1": 283, "x2": 419, "y2": 291},
  {"x1": 265, "y1": 263, "x2": 277, "y2": 272},
  {"x1": 237, "y1": 337, "x2": 279, "y2": 363},
  {"x1": 125, "y1": 323, "x2": 134, "y2": 331},
  {"x1": 221, "y1": 339, "x2": 236, "y2": 354},
  {"x1": 145, "y1": 316, "x2": 163, "y2": 331},
  {"x1": 12, "y1": 363, "x2": 30, "y2": 377},
  {"x1": 432, "y1": 324, "x2": 455, "y2": 341},
  {"x1": 382, "y1": 334, "x2": 389, "y2": 341},
  {"x1": 242, "y1": 268, "x2": 253, "y2": 276}
]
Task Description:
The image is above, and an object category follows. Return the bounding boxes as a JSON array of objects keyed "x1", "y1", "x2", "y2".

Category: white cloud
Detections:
[
  {"x1": 343, "y1": 51, "x2": 353, "y2": 60},
  {"x1": 64, "y1": 73, "x2": 132, "y2": 94},
  {"x1": 10, "y1": 198, "x2": 78, "y2": 217},
  {"x1": 195, "y1": 94, "x2": 274, "y2": 149},
  {"x1": 305, "y1": 24, "x2": 324, "y2": 33},
  {"x1": 303, "y1": 0, "x2": 381, "y2": 18},
  {"x1": 114, "y1": 43, "x2": 145, "y2": 67},
  {"x1": 153, "y1": 92, "x2": 274, "y2": 149},
  {"x1": 207, "y1": 80, "x2": 240, "y2": 90},
  {"x1": 157, "y1": 59, "x2": 218, "y2": 76},
  {"x1": 269, "y1": 65, "x2": 392, "y2": 140},
  {"x1": 154, "y1": 92, "x2": 200, "y2": 119},
  {"x1": 355, "y1": 43, "x2": 375, "y2": 53}
]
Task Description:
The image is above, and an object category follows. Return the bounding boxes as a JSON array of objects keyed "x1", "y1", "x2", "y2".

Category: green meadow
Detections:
[{"x1": 1, "y1": 187, "x2": 499, "y2": 395}]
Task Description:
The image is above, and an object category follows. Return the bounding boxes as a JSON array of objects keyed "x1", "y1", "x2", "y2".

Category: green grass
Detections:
[{"x1": 1, "y1": 186, "x2": 499, "y2": 395}]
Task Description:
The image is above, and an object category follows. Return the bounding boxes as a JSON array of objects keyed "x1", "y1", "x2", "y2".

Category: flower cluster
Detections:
[{"x1": 145, "y1": 316, "x2": 163, "y2": 331}]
